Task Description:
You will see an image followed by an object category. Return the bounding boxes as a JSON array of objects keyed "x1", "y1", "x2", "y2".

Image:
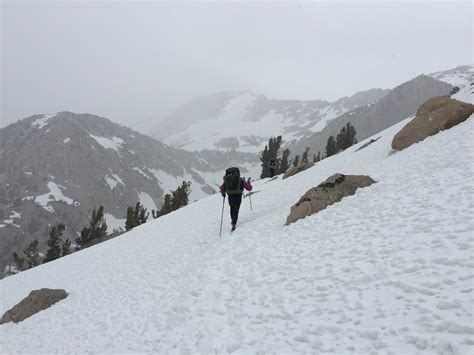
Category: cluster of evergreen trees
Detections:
[
  {"x1": 75, "y1": 206, "x2": 108, "y2": 249},
  {"x1": 260, "y1": 137, "x2": 322, "y2": 177},
  {"x1": 259, "y1": 123, "x2": 357, "y2": 177},
  {"x1": 10, "y1": 181, "x2": 192, "y2": 274},
  {"x1": 125, "y1": 202, "x2": 149, "y2": 230},
  {"x1": 325, "y1": 122, "x2": 357, "y2": 157},
  {"x1": 11, "y1": 206, "x2": 106, "y2": 273},
  {"x1": 152, "y1": 181, "x2": 191, "y2": 218}
]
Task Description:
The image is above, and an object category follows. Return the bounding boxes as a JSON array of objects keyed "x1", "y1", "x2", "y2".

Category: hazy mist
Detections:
[{"x1": 1, "y1": 1, "x2": 472, "y2": 128}]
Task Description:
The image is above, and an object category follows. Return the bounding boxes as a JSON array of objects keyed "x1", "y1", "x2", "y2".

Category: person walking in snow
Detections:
[
  {"x1": 220, "y1": 167, "x2": 253, "y2": 231},
  {"x1": 268, "y1": 158, "x2": 277, "y2": 178}
]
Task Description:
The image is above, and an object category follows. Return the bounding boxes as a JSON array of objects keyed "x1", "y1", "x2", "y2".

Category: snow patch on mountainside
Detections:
[
  {"x1": 132, "y1": 167, "x2": 154, "y2": 180},
  {"x1": 90, "y1": 135, "x2": 125, "y2": 153},
  {"x1": 23, "y1": 182, "x2": 76, "y2": 213},
  {"x1": 31, "y1": 113, "x2": 58, "y2": 129},
  {"x1": 104, "y1": 174, "x2": 124, "y2": 190},
  {"x1": 104, "y1": 213, "x2": 125, "y2": 233},
  {"x1": 308, "y1": 106, "x2": 342, "y2": 132}
]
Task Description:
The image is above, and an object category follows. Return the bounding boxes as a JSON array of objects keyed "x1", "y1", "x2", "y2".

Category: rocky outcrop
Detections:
[
  {"x1": 392, "y1": 97, "x2": 474, "y2": 151},
  {"x1": 355, "y1": 137, "x2": 381, "y2": 152},
  {"x1": 285, "y1": 173, "x2": 376, "y2": 225},
  {"x1": 282, "y1": 161, "x2": 314, "y2": 179},
  {"x1": 1, "y1": 288, "x2": 68, "y2": 324}
]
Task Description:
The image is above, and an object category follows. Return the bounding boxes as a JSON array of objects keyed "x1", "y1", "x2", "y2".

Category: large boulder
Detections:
[
  {"x1": 392, "y1": 97, "x2": 474, "y2": 151},
  {"x1": 282, "y1": 161, "x2": 314, "y2": 179},
  {"x1": 285, "y1": 173, "x2": 376, "y2": 225},
  {"x1": 0, "y1": 288, "x2": 68, "y2": 324}
]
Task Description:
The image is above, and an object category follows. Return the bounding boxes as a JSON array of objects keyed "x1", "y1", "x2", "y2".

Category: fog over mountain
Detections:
[{"x1": 1, "y1": 1, "x2": 472, "y2": 128}]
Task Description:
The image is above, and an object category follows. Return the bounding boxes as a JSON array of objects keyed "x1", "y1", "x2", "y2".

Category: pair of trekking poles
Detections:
[{"x1": 219, "y1": 181, "x2": 253, "y2": 237}]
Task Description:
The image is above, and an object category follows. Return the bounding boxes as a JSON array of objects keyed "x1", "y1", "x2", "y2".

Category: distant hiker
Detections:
[
  {"x1": 268, "y1": 158, "x2": 277, "y2": 178},
  {"x1": 220, "y1": 167, "x2": 253, "y2": 231}
]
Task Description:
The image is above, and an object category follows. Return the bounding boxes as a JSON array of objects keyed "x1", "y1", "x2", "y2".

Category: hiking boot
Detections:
[{"x1": 231, "y1": 223, "x2": 236, "y2": 231}]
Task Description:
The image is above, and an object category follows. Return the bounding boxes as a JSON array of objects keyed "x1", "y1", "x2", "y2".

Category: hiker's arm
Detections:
[
  {"x1": 243, "y1": 179, "x2": 253, "y2": 191},
  {"x1": 220, "y1": 184, "x2": 225, "y2": 197}
]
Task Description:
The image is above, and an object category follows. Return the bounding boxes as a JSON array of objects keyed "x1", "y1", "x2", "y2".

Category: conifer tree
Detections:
[
  {"x1": 293, "y1": 154, "x2": 300, "y2": 167},
  {"x1": 62, "y1": 239, "x2": 71, "y2": 256},
  {"x1": 172, "y1": 181, "x2": 192, "y2": 210},
  {"x1": 312, "y1": 151, "x2": 321, "y2": 163},
  {"x1": 260, "y1": 136, "x2": 283, "y2": 178},
  {"x1": 126, "y1": 202, "x2": 149, "y2": 230},
  {"x1": 158, "y1": 193, "x2": 173, "y2": 217},
  {"x1": 75, "y1": 206, "x2": 107, "y2": 249},
  {"x1": 12, "y1": 252, "x2": 25, "y2": 272},
  {"x1": 45, "y1": 224, "x2": 65, "y2": 263},
  {"x1": 23, "y1": 240, "x2": 41, "y2": 268},
  {"x1": 154, "y1": 182, "x2": 192, "y2": 218},
  {"x1": 302, "y1": 146, "x2": 310, "y2": 163},
  {"x1": 279, "y1": 149, "x2": 291, "y2": 174},
  {"x1": 335, "y1": 122, "x2": 357, "y2": 151},
  {"x1": 260, "y1": 145, "x2": 270, "y2": 179},
  {"x1": 325, "y1": 135, "x2": 337, "y2": 157}
]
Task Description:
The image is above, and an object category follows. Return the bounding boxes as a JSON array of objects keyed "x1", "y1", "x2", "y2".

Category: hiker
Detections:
[
  {"x1": 220, "y1": 167, "x2": 253, "y2": 231},
  {"x1": 268, "y1": 158, "x2": 277, "y2": 178}
]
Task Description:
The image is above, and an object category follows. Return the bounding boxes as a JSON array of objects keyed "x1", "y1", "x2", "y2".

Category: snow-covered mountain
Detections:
[
  {"x1": 143, "y1": 65, "x2": 471, "y2": 161},
  {"x1": 147, "y1": 88, "x2": 389, "y2": 153},
  {"x1": 1, "y1": 110, "x2": 473, "y2": 353},
  {"x1": 289, "y1": 73, "x2": 456, "y2": 158},
  {"x1": 0, "y1": 112, "x2": 258, "y2": 275}
]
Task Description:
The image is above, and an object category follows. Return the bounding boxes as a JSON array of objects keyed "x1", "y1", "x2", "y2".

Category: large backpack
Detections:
[{"x1": 224, "y1": 167, "x2": 243, "y2": 194}]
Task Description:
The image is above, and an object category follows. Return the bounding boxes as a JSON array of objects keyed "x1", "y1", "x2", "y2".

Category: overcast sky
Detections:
[{"x1": 1, "y1": 1, "x2": 472, "y2": 128}]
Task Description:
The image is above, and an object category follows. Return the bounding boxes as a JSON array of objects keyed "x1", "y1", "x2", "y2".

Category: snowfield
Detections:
[{"x1": 1, "y1": 116, "x2": 473, "y2": 354}]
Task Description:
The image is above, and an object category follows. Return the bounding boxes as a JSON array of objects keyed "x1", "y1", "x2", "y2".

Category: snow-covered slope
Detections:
[{"x1": 1, "y1": 115, "x2": 473, "y2": 353}]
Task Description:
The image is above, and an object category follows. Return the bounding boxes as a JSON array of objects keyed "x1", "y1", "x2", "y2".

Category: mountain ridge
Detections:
[{"x1": 0, "y1": 112, "x2": 258, "y2": 275}]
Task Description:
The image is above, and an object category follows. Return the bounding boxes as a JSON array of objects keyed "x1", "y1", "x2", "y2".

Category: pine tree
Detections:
[
  {"x1": 125, "y1": 206, "x2": 138, "y2": 231},
  {"x1": 279, "y1": 148, "x2": 291, "y2": 174},
  {"x1": 293, "y1": 154, "x2": 300, "y2": 167},
  {"x1": 154, "y1": 181, "x2": 192, "y2": 218},
  {"x1": 12, "y1": 252, "x2": 25, "y2": 272},
  {"x1": 342, "y1": 122, "x2": 357, "y2": 150},
  {"x1": 172, "y1": 181, "x2": 191, "y2": 210},
  {"x1": 44, "y1": 224, "x2": 65, "y2": 263},
  {"x1": 159, "y1": 193, "x2": 173, "y2": 216},
  {"x1": 23, "y1": 240, "x2": 41, "y2": 268},
  {"x1": 335, "y1": 122, "x2": 357, "y2": 151},
  {"x1": 325, "y1": 135, "x2": 337, "y2": 157},
  {"x1": 260, "y1": 136, "x2": 283, "y2": 178},
  {"x1": 126, "y1": 202, "x2": 149, "y2": 230},
  {"x1": 137, "y1": 204, "x2": 149, "y2": 224},
  {"x1": 75, "y1": 206, "x2": 107, "y2": 249},
  {"x1": 302, "y1": 146, "x2": 310, "y2": 163},
  {"x1": 260, "y1": 145, "x2": 270, "y2": 179},
  {"x1": 62, "y1": 239, "x2": 71, "y2": 256}
]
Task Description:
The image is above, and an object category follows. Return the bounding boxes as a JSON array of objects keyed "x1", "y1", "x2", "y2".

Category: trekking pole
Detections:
[
  {"x1": 248, "y1": 178, "x2": 253, "y2": 211},
  {"x1": 219, "y1": 196, "x2": 225, "y2": 237}
]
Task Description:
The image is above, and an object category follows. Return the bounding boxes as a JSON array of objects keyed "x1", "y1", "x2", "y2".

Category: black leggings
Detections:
[{"x1": 227, "y1": 194, "x2": 242, "y2": 224}]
